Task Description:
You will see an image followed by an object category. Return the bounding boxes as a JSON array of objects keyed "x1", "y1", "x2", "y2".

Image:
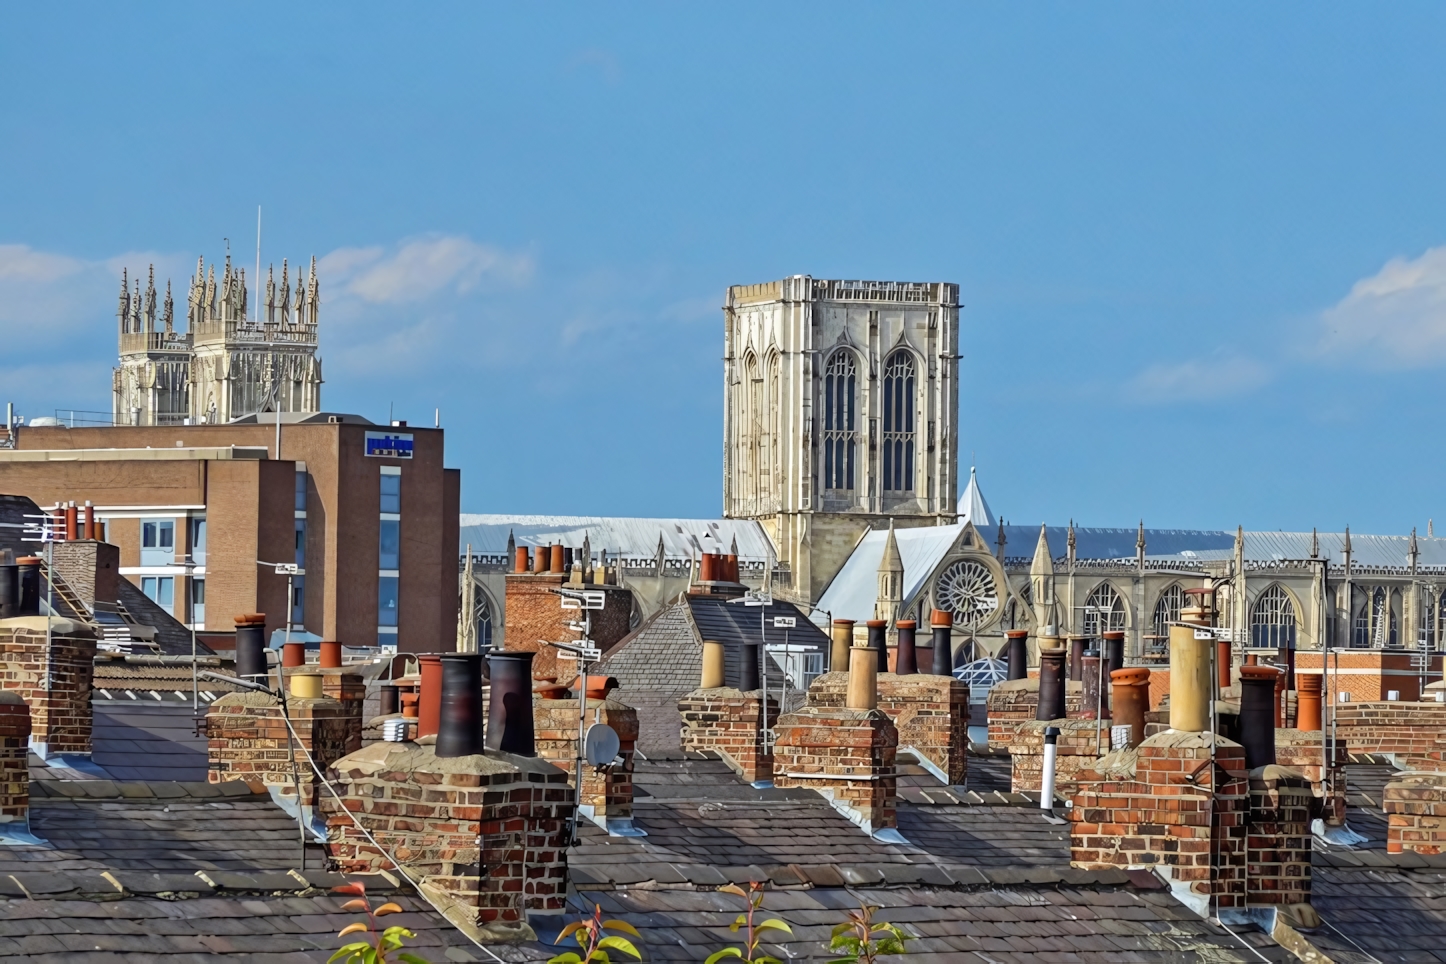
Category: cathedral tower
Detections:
[
  {"x1": 111, "y1": 252, "x2": 324, "y2": 426},
  {"x1": 723, "y1": 276, "x2": 960, "y2": 604}
]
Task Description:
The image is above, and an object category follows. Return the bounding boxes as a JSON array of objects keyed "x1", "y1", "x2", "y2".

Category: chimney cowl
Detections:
[{"x1": 1238, "y1": 664, "x2": 1280, "y2": 770}]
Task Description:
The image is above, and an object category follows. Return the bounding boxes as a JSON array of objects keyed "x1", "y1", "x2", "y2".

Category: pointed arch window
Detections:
[
  {"x1": 1250, "y1": 584, "x2": 1297, "y2": 649},
  {"x1": 1083, "y1": 582, "x2": 1126, "y2": 637},
  {"x1": 822, "y1": 351, "x2": 857, "y2": 491},
  {"x1": 1151, "y1": 584, "x2": 1185, "y2": 654},
  {"x1": 881, "y1": 351, "x2": 916, "y2": 492}
]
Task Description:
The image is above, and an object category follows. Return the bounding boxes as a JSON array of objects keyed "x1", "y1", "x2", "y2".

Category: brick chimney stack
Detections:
[
  {"x1": 679, "y1": 640, "x2": 777, "y2": 785},
  {"x1": 773, "y1": 640, "x2": 901, "y2": 837},
  {"x1": 322, "y1": 649, "x2": 573, "y2": 943},
  {"x1": 1068, "y1": 602, "x2": 1320, "y2": 927}
]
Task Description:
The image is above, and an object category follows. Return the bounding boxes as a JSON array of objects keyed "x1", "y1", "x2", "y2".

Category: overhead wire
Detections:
[{"x1": 273, "y1": 707, "x2": 512, "y2": 964}]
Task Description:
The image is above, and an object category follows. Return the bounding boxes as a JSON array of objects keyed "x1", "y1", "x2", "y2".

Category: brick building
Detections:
[{"x1": 0, "y1": 415, "x2": 458, "y2": 652}]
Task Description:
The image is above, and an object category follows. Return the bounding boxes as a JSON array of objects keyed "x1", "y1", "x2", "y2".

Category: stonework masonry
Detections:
[
  {"x1": 677, "y1": 687, "x2": 777, "y2": 785},
  {"x1": 806, "y1": 670, "x2": 967, "y2": 785},
  {"x1": 1246, "y1": 765, "x2": 1315, "y2": 909},
  {"x1": 721, "y1": 277, "x2": 961, "y2": 604},
  {"x1": 773, "y1": 705, "x2": 898, "y2": 835},
  {"x1": 534, "y1": 696, "x2": 638, "y2": 830},
  {"x1": 322, "y1": 742, "x2": 573, "y2": 943},
  {"x1": 0, "y1": 616, "x2": 98, "y2": 757}
]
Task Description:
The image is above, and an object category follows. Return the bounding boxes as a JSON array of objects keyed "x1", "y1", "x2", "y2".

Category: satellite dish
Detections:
[{"x1": 583, "y1": 723, "x2": 621, "y2": 766}]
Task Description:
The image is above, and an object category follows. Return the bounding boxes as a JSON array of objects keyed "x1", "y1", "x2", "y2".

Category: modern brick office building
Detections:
[{"x1": 0, "y1": 414, "x2": 459, "y2": 653}]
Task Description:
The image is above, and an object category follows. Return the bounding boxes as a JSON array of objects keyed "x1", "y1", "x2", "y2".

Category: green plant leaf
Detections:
[
  {"x1": 396, "y1": 955, "x2": 432, "y2": 964},
  {"x1": 328, "y1": 942, "x2": 372, "y2": 964},
  {"x1": 557, "y1": 921, "x2": 586, "y2": 943},
  {"x1": 755, "y1": 919, "x2": 792, "y2": 934},
  {"x1": 718, "y1": 884, "x2": 748, "y2": 898},
  {"x1": 547, "y1": 954, "x2": 583, "y2": 964},
  {"x1": 704, "y1": 949, "x2": 744, "y2": 964},
  {"x1": 596, "y1": 935, "x2": 641, "y2": 960},
  {"x1": 602, "y1": 920, "x2": 641, "y2": 937},
  {"x1": 729, "y1": 914, "x2": 746, "y2": 932}
]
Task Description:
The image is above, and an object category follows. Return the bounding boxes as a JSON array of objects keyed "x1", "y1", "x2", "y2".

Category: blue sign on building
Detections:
[{"x1": 365, "y1": 431, "x2": 414, "y2": 459}]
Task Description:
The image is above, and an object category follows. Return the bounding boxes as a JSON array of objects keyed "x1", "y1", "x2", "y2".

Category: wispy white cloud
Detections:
[
  {"x1": 1127, "y1": 355, "x2": 1270, "y2": 402},
  {"x1": 320, "y1": 234, "x2": 533, "y2": 305},
  {"x1": 0, "y1": 244, "x2": 85, "y2": 283},
  {"x1": 1318, "y1": 246, "x2": 1446, "y2": 367}
]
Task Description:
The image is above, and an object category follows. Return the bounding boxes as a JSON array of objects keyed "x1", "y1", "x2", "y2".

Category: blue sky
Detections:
[{"x1": 4, "y1": 5, "x2": 1446, "y2": 533}]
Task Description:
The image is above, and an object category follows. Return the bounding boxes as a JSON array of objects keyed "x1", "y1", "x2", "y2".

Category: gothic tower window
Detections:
[
  {"x1": 881, "y1": 350, "x2": 916, "y2": 492},
  {"x1": 1250, "y1": 584, "x2": 1298, "y2": 649},
  {"x1": 822, "y1": 351, "x2": 857, "y2": 491},
  {"x1": 1083, "y1": 582, "x2": 1126, "y2": 636}
]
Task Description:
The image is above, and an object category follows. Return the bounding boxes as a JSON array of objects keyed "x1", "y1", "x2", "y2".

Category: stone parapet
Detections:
[
  {"x1": 773, "y1": 706, "x2": 898, "y2": 835},
  {"x1": 0, "y1": 616, "x2": 97, "y2": 756},
  {"x1": 322, "y1": 741, "x2": 572, "y2": 942},
  {"x1": 1009, "y1": 718, "x2": 1109, "y2": 795},
  {"x1": 678, "y1": 687, "x2": 777, "y2": 785},
  {"x1": 535, "y1": 695, "x2": 638, "y2": 829},
  {"x1": 205, "y1": 691, "x2": 357, "y2": 797},
  {"x1": 985, "y1": 677, "x2": 1083, "y2": 752},
  {"x1": 807, "y1": 671, "x2": 967, "y2": 785},
  {"x1": 1069, "y1": 730, "x2": 1249, "y2": 913}
]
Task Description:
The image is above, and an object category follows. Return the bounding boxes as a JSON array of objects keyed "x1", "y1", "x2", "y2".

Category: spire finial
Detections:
[
  {"x1": 1310, "y1": 527, "x2": 1319, "y2": 559},
  {"x1": 163, "y1": 279, "x2": 174, "y2": 332}
]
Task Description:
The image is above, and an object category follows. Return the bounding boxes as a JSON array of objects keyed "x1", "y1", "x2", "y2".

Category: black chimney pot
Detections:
[
  {"x1": 486, "y1": 651, "x2": 536, "y2": 756},
  {"x1": 739, "y1": 642, "x2": 760, "y2": 692},
  {"x1": 235, "y1": 622, "x2": 267, "y2": 678},
  {"x1": 1037, "y1": 647, "x2": 1066, "y2": 722},
  {"x1": 436, "y1": 654, "x2": 486, "y2": 758},
  {"x1": 932, "y1": 625, "x2": 953, "y2": 676}
]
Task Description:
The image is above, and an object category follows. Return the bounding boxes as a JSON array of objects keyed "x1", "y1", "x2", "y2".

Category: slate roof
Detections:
[
  {"x1": 599, "y1": 596, "x2": 825, "y2": 697},
  {"x1": 0, "y1": 778, "x2": 485, "y2": 962},
  {"x1": 1304, "y1": 762, "x2": 1446, "y2": 962},
  {"x1": 90, "y1": 697, "x2": 209, "y2": 781},
  {"x1": 457, "y1": 514, "x2": 776, "y2": 565},
  {"x1": 529, "y1": 755, "x2": 1289, "y2": 963}
]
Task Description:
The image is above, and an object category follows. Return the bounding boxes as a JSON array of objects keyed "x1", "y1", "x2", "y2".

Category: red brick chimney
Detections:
[
  {"x1": 535, "y1": 683, "x2": 641, "y2": 834},
  {"x1": 1068, "y1": 616, "x2": 1320, "y2": 927},
  {"x1": 678, "y1": 640, "x2": 777, "y2": 785},
  {"x1": 772, "y1": 641, "x2": 901, "y2": 838},
  {"x1": 322, "y1": 650, "x2": 574, "y2": 943},
  {"x1": 0, "y1": 692, "x2": 39, "y2": 844},
  {"x1": 0, "y1": 609, "x2": 97, "y2": 759},
  {"x1": 503, "y1": 572, "x2": 633, "y2": 680}
]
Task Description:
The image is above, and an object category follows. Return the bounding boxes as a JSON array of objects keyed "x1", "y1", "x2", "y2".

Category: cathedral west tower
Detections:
[
  {"x1": 113, "y1": 252, "x2": 323, "y2": 425},
  {"x1": 723, "y1": 276, "x2": 960, "y2": 604}
]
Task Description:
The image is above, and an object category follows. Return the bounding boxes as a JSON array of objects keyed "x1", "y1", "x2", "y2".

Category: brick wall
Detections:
[
  {"x1": 807, "y1": 671, "x2": 968, "y2": 785},
  {"x1": 678, "y1": 687, "x2": 777, "y2": 785},
  {"x1": 1246, "y1": 766, "x2": 1314, "y2": 907},
  {"x1": 503, "y1": 574, "x2": 633, "y2": 681},
  {"x1": 0, "y1": 617, "x2": 97, "y2": 756},
  {"x1": 535, "y1": 696, "x2": 637, "y2": 828},
  {"x1": 1296, "y1": 652, "x2": 1445, "y2": 704},
  {"x1": 1329, "y1": 701, "x2": 1446, "y2": 765},
  {"x1": 0, "y1": 693, "x2": 29, "y2": 826},
  {"x1": 1384, "y1": 772, "x2": 1446, "y2": 855},
  {"x1": 1009, "y1": 719, "x2": 1110, "y2": 794},
  {"x1": 1070, "y1": 730, "x2": 1250, "y2": 911},
  {"x1": 773, "y1": 706, "x2": 898, "y2": 835},
  {"x1": 206, "y1": 692, "x2": 358, "y2": 798},
  {"x1": 1275, "y1": 727, "x2": 1347, "y2": 825},
  {"x1": 986, "y1": 677, "x2": 1084, "y2": 752},
  {"x1": 322, "y1": 742, "x2": 572, "y2": 942},
  {"x1": 49, "y1": 540, "x2": 119, "y2": 611}
]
